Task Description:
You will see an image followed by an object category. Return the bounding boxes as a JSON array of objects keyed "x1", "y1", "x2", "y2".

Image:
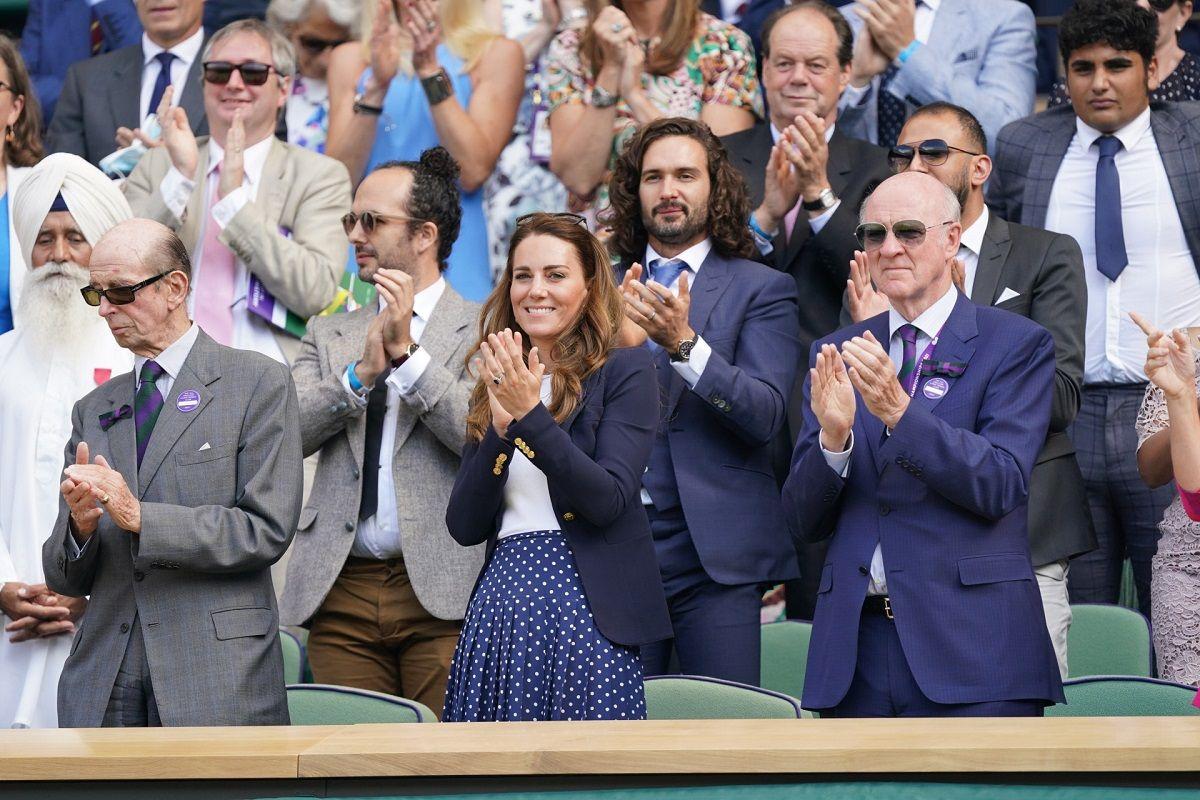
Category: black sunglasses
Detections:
[
  {"x1": 341, "y1": 210, "x2": 428, "y2": 236},
  {"x1": 515, "y1": 212, "x2": 588, "y2": 227},
  {"x1": 202, "y1": 60, "x2": 277, "y2": 86},
  {"x1": 855, "y1": 220, "x2": 955, "y2": 251},
  {"x1": 297, "y1": 34, "x2": 349, "y2": 55},
  {"x1": 80, "y1": 271, "x2": 173, "y2": 306},
  {"x1": 888, "y1": 139, "x2": 982, "y2": 172}
]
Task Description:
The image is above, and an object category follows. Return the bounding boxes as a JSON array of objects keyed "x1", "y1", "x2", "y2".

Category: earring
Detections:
[{"x1": 4, "y1": 127, "x2": 12, "y2": 143}]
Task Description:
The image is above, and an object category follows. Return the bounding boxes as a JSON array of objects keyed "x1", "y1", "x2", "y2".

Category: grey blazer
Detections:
[
  {"x1": 281, "y1": 284, "x2": 486, "y2": 626},
  {"x1": 42, "y1": 330, "x2": 302, "y2": 727},
  {"x1": 47, "y1": 42, "x2": 209, "y2": 167}
]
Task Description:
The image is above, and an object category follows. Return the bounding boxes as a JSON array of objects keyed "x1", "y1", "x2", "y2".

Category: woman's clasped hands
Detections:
[{"x1": 479, "y1": 328, "x2": 546, "y2": 438}]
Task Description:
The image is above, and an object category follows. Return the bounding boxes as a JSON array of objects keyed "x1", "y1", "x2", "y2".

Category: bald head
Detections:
[
  {"x1": 863, "y1": 172, "x2": 960, "y2": 228},
  {"x1": 91, "y1": 219, "x2": 192, "y2": 283}
]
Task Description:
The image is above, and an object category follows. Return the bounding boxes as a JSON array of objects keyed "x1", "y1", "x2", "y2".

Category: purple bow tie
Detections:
[
  {"x1": 99, "y1": 404, "x2": 133, "y2": 431},
  {"x1": 919, "y1": 360, "x2": 967, "y2": 378}
]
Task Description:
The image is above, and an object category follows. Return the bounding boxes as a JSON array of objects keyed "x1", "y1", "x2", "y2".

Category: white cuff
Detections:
[
  {"x1": 160, "y1": 165, "x2": 195, "y2": 220},
  {"x1": 341, "y1": 364, "x2": 371, "y2": 407},
  {"x1": 211, "y1": 185, "x2": 250, "y2": 229},
  {"x1": 820, "y1": 430, "x2": 854, "y2": 477},
  {"x1": 671, "y1": 335, "x2": 711, "y2": 387},
  {"x1": 807, "y1": 199, "x2": 841, "y2": 235},
  {"x1": 386, "y1": 347, "x2": 432, "y2": 395}
]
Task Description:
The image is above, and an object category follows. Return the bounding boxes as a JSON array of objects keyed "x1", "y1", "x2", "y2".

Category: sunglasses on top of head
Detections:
[
  {"x1": 854, "y1": 220, "x2": 955, "y2": 251},
  {"x1": 80, "y1": 271, "x2": 173, "y2": 306},
  {"x1": 202, "y1": 60, "x2": 277, "y2": 86},
  {"x1": 888, "y1": 139, "x2": 982, "y2": 172},
  {"x1": 297, "y1": 34, "x2": 350, "y2": 55}
]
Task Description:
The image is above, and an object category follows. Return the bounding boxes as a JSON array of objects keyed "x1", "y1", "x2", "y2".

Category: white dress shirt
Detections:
[
  {"x1": 497, "y1": 375, "x2": 560, "y2": 539},
  {"x1": 160, "y1": 135, "x2": 288, "y2": 364},
  {"x1": 956, "y1": 205, "x2": 988, "y2": 299},
  {"x1": 1044, "y1": 107, "x2": 1200, "y2": 384},
  {"x1": 139, "y1": 28, "x2": 204, "y2": 126},
  {"x1": 842, "y1": 0, "x2": 939, "y2": 107},
  {"x1": 339, "y1": 277, "x2": 446, "y2": 559},
  {"x1": 822, "y1": 285, "x2": 958, "y2": 594}
]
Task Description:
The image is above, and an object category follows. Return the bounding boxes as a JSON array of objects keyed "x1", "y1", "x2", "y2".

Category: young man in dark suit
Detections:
[{"x1": 609, "y1": 117, "x2": 802, "y2": 685}]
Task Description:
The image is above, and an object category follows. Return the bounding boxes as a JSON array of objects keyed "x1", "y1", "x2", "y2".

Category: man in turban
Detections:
[{"x1": 0, "y1": 153, "x2": 133, "y2": 728}]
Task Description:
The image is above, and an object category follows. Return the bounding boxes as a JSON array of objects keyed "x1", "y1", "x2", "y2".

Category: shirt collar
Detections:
[
  {"x1": 142, "y1": 27, "x2": 205, "y2": 68},
  {"x1": 206, "y1": 135, "x2": 275, "y2": 185},
  {"x1": 1074, "y1": 105, "x2": 1152, "y2": 153},
  {"x1": 920, "y1": 0, "x2": 939, "y2": 11},
  {"x1": 959, "y1": 206, "x2": 988, "y2": 257},
  {"x1": 769, "y1": 122, "x2": 836, "y2": 144},
  {"x1": 135, "y1": 322, "x2": 199, "y2": 385},
  {"x1": 643, "y1": 238, "x2": 713, "y2": 276},
  {"x1": 888, "y1": 284, "x2": 958, "y2": 341},
  {"x1": 378, "y1": 275, "x2": 446, "y2": 322}
]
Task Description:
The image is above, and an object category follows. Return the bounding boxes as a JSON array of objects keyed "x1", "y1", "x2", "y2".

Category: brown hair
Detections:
[
  {"x1": 579, "y1": 0, "x2": 700, "y2": 77},
  {"x1": 0, "y1": 34, "x2": 43, "y2": 167},
  {"x1": 606, "y1": 116, "x2": 756, "y2": 265},
  {"x1": 761, "y1": 1, "x2": 853, "y2": 68},
  {"x1": 465, "y1": 213, "x2": 623, "y2": 443}
]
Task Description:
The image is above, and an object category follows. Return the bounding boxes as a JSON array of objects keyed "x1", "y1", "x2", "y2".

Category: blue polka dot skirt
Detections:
[{"x1": 442, "y1": 530, "x2": 647, "y2": 721}]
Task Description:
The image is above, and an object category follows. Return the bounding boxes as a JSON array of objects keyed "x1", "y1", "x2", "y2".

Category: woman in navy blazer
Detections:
[{"x1": 443, "y1": 212, "x2": 671, "y2": 722}]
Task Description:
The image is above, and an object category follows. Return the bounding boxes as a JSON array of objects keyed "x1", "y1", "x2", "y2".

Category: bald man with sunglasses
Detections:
[{"x1": 123, "y1": 18, "x2": 351, "y2": 366}]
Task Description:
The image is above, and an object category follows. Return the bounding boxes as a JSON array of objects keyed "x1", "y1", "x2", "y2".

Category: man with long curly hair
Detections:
[{"x1": 607, "y1": 116, "x2": 802, "y2": 685}]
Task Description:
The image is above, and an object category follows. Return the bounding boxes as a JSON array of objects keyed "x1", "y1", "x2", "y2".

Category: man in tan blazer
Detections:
[
  {"x1": 123, "y1": 19, "x2": 350, "y2": 365},
  {"x1": 282, "y1": 148, "x2": 485, "y2": 717}
]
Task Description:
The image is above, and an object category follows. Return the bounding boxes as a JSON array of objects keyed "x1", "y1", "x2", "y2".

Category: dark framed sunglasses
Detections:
[
  {"x1": 297, "y1": 34, "x2": 349, "y2": 55},
  {"x1": 341, "y1": 210, "x2": 427, "y2": 236},
  {"x1": 855, "y1": 220, "x2": 955, "y2": 251},
  {"x1": 514, "y1": 212, "x2": 588, "y2": 227},
  {"x1": 80, "y1": 271, "x2": 173, "y2": 306},
  {"x1": 202, "y1": 60, "x2": 277, "y2": 86},
  {"x1": 888, "y1": 139, "x2": 982, "y2": 172}
]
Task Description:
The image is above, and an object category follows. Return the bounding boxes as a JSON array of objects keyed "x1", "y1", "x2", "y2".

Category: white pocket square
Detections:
[
  {"x1": 996, "y1": 287, "x2": 1021, "y2": 304},
  {"x1": 198, "y1": 442, "x2": 211, "y2": 451}
]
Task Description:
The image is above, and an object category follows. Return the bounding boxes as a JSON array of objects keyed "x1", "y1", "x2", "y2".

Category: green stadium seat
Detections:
[
  {"x1": 1067, "y1": 604, "x2": 1153, "y2": 678},
  {"x1": 1046, "y1": 676, "x2": 1200, "y2": 717},
  {"x1": 759, "y1": 620, "x2": 811, "y2": 702},
  {"x1": 644, "y1": 675, "x2": 806, "y2": 720},
  {"x1": 286, "y1": 683, "x2": 437, "y2": 725},
  {"x1": 278, "y1": 629, "x2": 305, "y2": 685}
]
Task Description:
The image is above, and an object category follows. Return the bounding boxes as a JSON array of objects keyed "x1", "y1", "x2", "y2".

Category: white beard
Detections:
[{"x1": 16, "y1": 261, "x2": 103, "y2": 355}]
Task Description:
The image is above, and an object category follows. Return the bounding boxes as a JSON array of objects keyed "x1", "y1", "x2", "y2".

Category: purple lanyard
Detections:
[{"x1": 906, "y1": 328, "x2": 942, "y2": 399}]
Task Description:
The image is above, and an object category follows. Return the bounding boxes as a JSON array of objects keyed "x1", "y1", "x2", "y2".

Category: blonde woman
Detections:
[{"x1": 325, "y1": 0, "x2": 524, "y2": 302}]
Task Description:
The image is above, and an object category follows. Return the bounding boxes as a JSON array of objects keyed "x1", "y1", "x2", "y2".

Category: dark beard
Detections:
[{"x1": 644, "y1": 203, "x2": 709, "y2": 245}]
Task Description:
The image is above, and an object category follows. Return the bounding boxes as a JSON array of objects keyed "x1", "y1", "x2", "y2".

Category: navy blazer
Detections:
[
  {"x1": 445, "y1": 346, "x2": 672, "y2": 648},
  {"x1": 784, "y1": 293, "x2": 1065, "y2": 709},
  {"x1": 618, "y1": 250, "x2": 803, "y2": 586}
]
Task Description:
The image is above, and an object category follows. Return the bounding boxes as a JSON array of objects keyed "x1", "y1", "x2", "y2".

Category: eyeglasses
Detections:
[
  {"x1": 888, "y1": 139, "x2": 982, "y2": 172},
  {"x1": 297, "y1": 34, "x2": 349, "y2": 55},
  {"x1": 854, "y1": 220, "x2": 955, "y2": 251},
  {"x1": 341, "y1": 211, "x2": 427, "y2": 236},
  {"x1": 514, "y1": 212, "x2": 588, "y2": 227},
  {"x1": 202, "y1": 60, "x2": 277, "y2": 86},
  {"x1": 80, "y1": 271, "x2": 173, "y2": 306}
]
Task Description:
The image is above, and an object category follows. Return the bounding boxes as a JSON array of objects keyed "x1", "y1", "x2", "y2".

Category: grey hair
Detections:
[
  {"x1": 202, "y1": 18, "x2": 298, "y2": 78},
  {"x1": 266, "y1": 0, "x2": 363, "y2": 38},
  {"x1": 859, "y1": 177, "x2": 962, "y2": 229}
]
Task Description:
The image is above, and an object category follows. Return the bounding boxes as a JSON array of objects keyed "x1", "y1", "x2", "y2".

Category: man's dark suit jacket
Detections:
[
  {"x1": 972, "y1": 211, "x2": 1096, "y2": 566},
  {"x1": 445, "y1": 347, "x2": 673, "y2": 648},
  {"x1": 989, "y1": 102, "x2": 1200, "y2": 285},
  {"x1": 722, "y1": 123, "x2": 891, "y2": 436},
  {"x1": 47, "y1": 39, "x2": 209, "y2": 167}
]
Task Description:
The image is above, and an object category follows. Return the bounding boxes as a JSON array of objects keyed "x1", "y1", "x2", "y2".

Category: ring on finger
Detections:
[
  {"x1": 100, "y1": 494, "x2": 111, "y2": 504},
  {"x1": 426, "y1": 20, "x2": 435, "y2": 31},
  {"x1": 611, "y1": 22, "x2": 623, "y2": 32},
  {"x1": 646, "y1": 309, "x2": 657, "y2": 321}
]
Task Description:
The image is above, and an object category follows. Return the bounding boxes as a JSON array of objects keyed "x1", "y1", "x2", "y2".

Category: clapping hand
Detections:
[
  {"x1": 368, "y1": 0, "x2": 402, "y2": 91},
  {"x1": 373, "y1": 268, "x2": 416, "y2": 360},
  {"x1": 846, "y1": 250, "x2": 890, "y2": 322},
  {"x1": 217, "y1": 109, "x2": 245, "y2": 199},
  {"x1": 2, "y1": 583, "x2": 86, "y2": 643},
  {"x1": 855, "y1": 0, "x2": 917, "y2": 61},
  {"x1": 62, "y1": 441, "x2": 140, "y2": 534},
  {"x1": 620, "y1": 263, "x2": 695, "y2": 352},
  {"x1": 1132, "y1": 311, "x2": 1197, "y2": 400},
  {"x1": 840, "y1": 330, "x2": 910, "y2": 428},
  {"x1": 124, "y1": 85, "x2": 199, "y2": 180},
  {"x1": 479, "y1": 329, "x2": 545, "y2": 426},
  {"x1": 401, "y1": 0, "x2": 444, "y2": 78},
  {"x1": 810, "y1": 344, "x2": 856, "y2": 451}
]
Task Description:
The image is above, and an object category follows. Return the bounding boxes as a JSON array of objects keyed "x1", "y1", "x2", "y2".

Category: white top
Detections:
[
  {"x1": 139, "y1": 28, "x2": 205, "y2": 126},
  {"x1": 1044, "y1": 107, "x2": 1200, "y2": 384},
  {"x1": 339, "y1": 277, "x2": 445, "y2": 559},
  {"x1": 822, "y1": 285, "x2": 959, "y2": 595},
  {"x1": 160, "y1": 135, "x2": 288, "y2": 364},
  {"x1": 956, "y1": 205, "x2": 988, "y2": 299},
  {"x1": 497, "y1": 375, "x2": 560, "y2": 539},
  {"x1": 134, "y1": 321, "x2": 200, "y2": 399}
]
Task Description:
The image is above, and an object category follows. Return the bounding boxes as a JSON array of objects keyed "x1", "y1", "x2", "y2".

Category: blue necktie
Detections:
[
  {"x1": 644, "y1": 258, "x2": 687, "y2": 352},
  {"x1": 147, "y1": 51, "x2": 177, "y2": 119},
  {"x1": 877, "y1": 64, "x2": 907, "y2": 148},
  {"x1": 1094, "y1": 135, "x2": 1128, "y2": 281}
]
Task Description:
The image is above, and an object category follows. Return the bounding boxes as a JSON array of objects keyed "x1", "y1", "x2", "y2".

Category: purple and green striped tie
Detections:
[
  {"x1": 897, "y1": 324, "x2": 920, "y2": 394},
  {"x1": 135, "y1": 360, "x2": 165, "y2": 466}
]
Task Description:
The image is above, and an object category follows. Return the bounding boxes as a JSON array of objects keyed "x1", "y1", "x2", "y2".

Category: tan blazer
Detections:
[{"x1": 122, "y1": 137, "x2": 352, "y2": 362}]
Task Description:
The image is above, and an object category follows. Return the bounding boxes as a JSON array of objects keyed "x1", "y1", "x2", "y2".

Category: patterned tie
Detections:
[
  {"x1": 193, "y1": 166, "x2": 238, "y2": 345},
  {"x1": 90, "y1": 13, "x2": 104, "y2": 55},
  {"x1": 147, "y1": 51, "x2": 176, "y2": 118},
  {"x1": 896, "y1": 324, "x2": 920, "y2": 394},
  {"x1": 1094, "y1": 135, "x2": 1128, "y2": 281},
  {"x1": 877, "y1": 64, "x2": 908, "y2": 148},
  {"x1": 645, "y1": 259, "x2": 687, "y2": 353},
  {"x1": 134, "y1": 360, "x2": 165, "y2": 467}
]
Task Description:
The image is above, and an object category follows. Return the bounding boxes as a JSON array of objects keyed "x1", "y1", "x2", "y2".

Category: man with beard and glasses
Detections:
[
  {"x1": 609, "y1": 117, "x2": 802, "y2": 685},
  {"x1": 282, "y1": 148, "x2": 483, "y2": 717},
  {"x1": 846, "y1": 102, "x2": 1094, "y2": 680},
  {"x1": 0, "y1": 153, "x2": 133, "y2": 728}
]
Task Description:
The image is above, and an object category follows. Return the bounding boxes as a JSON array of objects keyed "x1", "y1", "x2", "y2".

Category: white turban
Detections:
[{"x1": 12, "y1": 153, "x2": 133, "y2": 269}]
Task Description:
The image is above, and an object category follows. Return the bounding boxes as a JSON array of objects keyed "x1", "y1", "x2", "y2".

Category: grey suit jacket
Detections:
[
  {"x1": 122, "y1": 137, "x2": 352, "y2": 363},
  {"x1": 42, "y1": 329, "x2": 303, "y2": 727},
  {"x1": 47, "y1": 42, "x2": 209, "y2": 167},
  {"x1": 281, "y1": 284, "x2": 486, "y2": 626},
  {"x1": 838, "y1": 0, "x2": 1036, "y2": 149}
]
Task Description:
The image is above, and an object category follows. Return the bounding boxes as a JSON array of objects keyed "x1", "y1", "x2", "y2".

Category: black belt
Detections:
[{"x1": 862, "y1": 595, "x2": 894, "y2": 620}]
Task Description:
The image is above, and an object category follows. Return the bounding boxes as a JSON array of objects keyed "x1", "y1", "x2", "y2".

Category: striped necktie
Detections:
[
  {"x1": 135, "y1": 360, "x2": 166, "y2": 466},
  {"x1": 896, "y1": 324, "x2": 920, "y2": 394}
]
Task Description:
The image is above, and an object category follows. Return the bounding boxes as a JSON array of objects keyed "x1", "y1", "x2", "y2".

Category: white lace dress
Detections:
[{"x1": 1135, "y1": 352, "x2": 1200, "y2": 687}]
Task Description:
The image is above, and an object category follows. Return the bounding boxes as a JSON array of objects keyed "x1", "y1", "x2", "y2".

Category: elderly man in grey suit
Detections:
[
  {"x1": 837, "y1": 0, "x2": 1037, "y2": 149},
  {"x1": 281, "y1": 147, "x2": 484, "y2": 718},
  {"x1": 123, "y1": 19, "x2": 351, "y2": 366},
  {"x1": 42, "y1": 218, "x2": 302, "y2": 727}
]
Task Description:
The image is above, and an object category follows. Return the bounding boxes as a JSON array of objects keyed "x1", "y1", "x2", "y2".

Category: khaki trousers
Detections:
[{"x1": 307, "y1": 556, "x2": 461, "y2": 718}]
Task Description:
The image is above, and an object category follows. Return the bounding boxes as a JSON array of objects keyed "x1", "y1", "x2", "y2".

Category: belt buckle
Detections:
[{"x1": 883, "y1": 596, "x2": 894, "y2": 620}]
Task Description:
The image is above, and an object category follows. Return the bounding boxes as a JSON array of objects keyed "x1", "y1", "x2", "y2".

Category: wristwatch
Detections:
[
  {"x1": 801, "y1": 187, "x2": 838, "y2": 212},
  {"x1": 421, "y1": 69, "x2": 455, "y2": 106},
  {"x1": 390, "y1": 342, "x2": 420, "y2": 369},
  {"x1": 589, "y1": 85, "x2": 618, "y2": 108},
  {"x1": 670, "y1": 334, "x2": 698, "y2": 363},
  {"x1": 352, "y1": 92, "x2": 383, "y2": 115}
]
